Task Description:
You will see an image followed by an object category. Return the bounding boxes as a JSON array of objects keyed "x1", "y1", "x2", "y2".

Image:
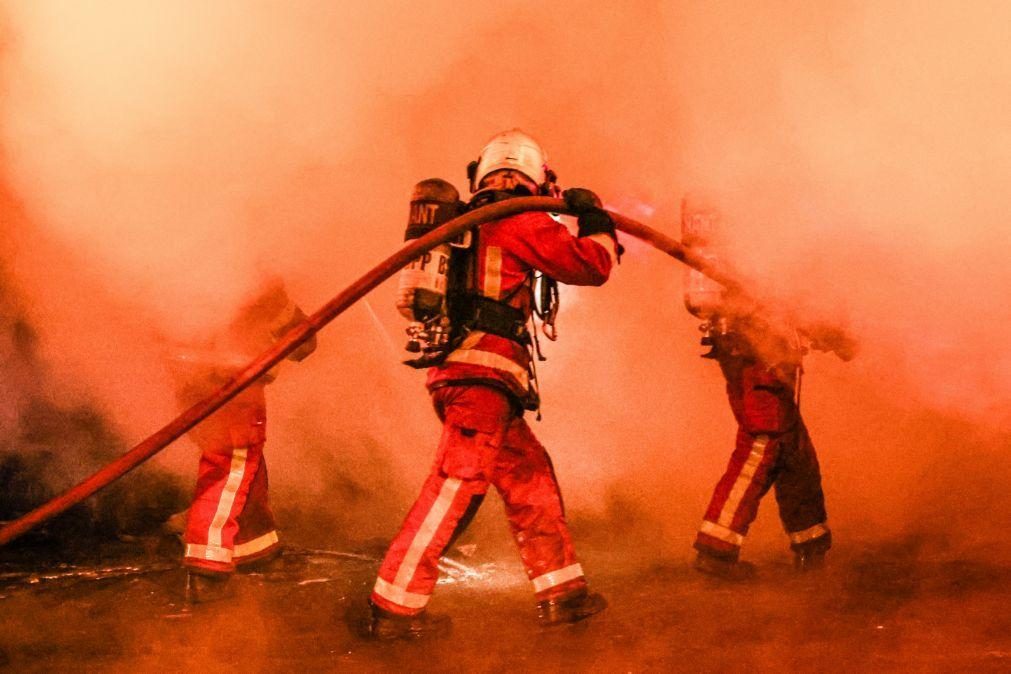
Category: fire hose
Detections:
[{"x1": 0, "y1": 196, "x2": 819, "y2": 547}]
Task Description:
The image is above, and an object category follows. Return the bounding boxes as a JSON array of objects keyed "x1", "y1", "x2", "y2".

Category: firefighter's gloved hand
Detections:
[
  {"x1": 576, "y1": 210, "x2": 616, "y2": 238},
  {"x1": 281, "y1": 306, "x2": 318, "y2": 362},
  {"x1": 563, "y1": 188, "x2": 620, "y2": 257},
  {"x1": 576, "y1": 211, "x2": 621, "y2": 263},
  {"x1": 562, "y1": 188, "x2": 603, "y2": 213},
  {"x1": 805, "y1": 324, "x2": 859, "y2": 362},
  {"x1": 564, "y1": 188, "x2": 613, "y2": 233},
  {"x1": 288, "y1": 334, "x2": 318, "y2": 362}
]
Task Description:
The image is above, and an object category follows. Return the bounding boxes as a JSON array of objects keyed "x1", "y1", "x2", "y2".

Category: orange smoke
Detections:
[{"x1": 1, "y1": 1, "x2": 1008, "y2": 552}]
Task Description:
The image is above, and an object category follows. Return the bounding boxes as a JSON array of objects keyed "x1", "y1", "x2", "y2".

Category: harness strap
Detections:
[{"x1": 458, "y1": 295, "x2": 529, "y2": 343}]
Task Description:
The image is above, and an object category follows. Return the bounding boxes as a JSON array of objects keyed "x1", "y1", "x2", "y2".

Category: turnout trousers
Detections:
[
  {"x1": 694, "y1": 356, "x2": 831, "y2": 560},
  {"x1": 371, "y1": 384, "x2": 586, "y2": 616},
  {"x1": 182, "y1": 383, "x2": 280, "y2": 575}
]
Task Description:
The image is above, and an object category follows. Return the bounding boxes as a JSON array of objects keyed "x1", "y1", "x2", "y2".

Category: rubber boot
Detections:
[
  {"x1": 365, "y1": 601, "x2": 452, "y2": 641},
  {"x1": 537, "y1": 588, "x2": 608, "y2": 627},
  {"x1": 236, "y1": 547, "x2": 287, "y2": 574},
  {"x1": 794, "y1": 549, "x2": 826, "y2": 572},
  {"x1": 693, "y1": 551, "x2": 758, "y2": 582},
  {"x1": 163, "y1": 509, "x2": 189, "y2": 537},
  {"x1": 184, "y1": 570, "x2": 234, "y2": 604}
]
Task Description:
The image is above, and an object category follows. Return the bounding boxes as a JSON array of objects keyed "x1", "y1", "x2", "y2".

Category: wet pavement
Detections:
[{"x1": 1, "y1": 534, "x2": 1009, "y2": 673}]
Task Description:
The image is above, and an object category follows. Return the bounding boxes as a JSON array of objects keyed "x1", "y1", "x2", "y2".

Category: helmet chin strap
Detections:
[
  {"x1": 540, "y1": 167, "x2": 560, "y2": 198},
  {"x1": 489, "y1": 179, "x2": 555, "y2": 198},
  {"x1": 539, "y1": 182, "x2": 561, "y2": 198}
]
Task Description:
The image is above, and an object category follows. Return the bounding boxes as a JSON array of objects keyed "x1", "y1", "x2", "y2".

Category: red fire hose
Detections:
[{"x1": 0, "y1": 196, "x2": 749, "y2": 547}]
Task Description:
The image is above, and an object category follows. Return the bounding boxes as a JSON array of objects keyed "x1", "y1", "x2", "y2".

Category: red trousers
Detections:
[
  {"x1": 182, "y1": 383, "x2": 280, "y2": 574},
  {"x1": 694, "y1": 356, "x2": 830, "y2": 560},
  {"x1": 371, "y1": 385, "x2": 586, "y2": 616}
]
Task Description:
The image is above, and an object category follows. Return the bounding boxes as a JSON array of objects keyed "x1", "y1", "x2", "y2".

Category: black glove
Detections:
[
  {"x1": 561, "y1": 187, "x2": 614, "y2": 237},
  {"x1": 562, "y1": 188, "x2": 603, "y2": 213},
  {"x1": 576, "y1": 210, "x2": 617, "y2": 238},
  {"x1": 803, "y1": 324, "x2": 859, "y2": 362},
  {"x1": 276, "y1": 306, "x2": 318, "y2": 362}
]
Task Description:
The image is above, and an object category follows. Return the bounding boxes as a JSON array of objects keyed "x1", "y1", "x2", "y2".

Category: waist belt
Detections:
[{"x1": 459, "y1": 295, "x2": 529, "y2": 344}]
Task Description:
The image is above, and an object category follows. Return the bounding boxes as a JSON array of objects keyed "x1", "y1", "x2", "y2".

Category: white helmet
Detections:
[{"x1": 468, "y1": 129, "x2": 555, "y2": 193}]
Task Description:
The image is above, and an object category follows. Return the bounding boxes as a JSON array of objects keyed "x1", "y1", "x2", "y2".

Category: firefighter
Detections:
[
  {"x1": 166, "y1": 277, "x2": 316, "y2": 602},
  {"x1": 367, "y1": 129, "x2": 620, "y2": 639},
  {"x1": 681, "y1": 194, "x2": 853, "y2": 580}
]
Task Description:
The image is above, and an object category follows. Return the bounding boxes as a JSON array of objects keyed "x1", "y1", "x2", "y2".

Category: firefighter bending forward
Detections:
[
  {"x1": 167, "y1": 278, "x2": 316, "y2": 602},
  {"x1": 681, "y1": 194, "x2": 852, "y2": 580},
  {"x1": 368, "y1": 130, "x2": 620, "y2": 639}
]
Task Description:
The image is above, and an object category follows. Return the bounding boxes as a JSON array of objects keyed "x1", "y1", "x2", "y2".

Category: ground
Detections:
[{"x1": 1, "y1": 527, "x2": 1008, "y2": 673}]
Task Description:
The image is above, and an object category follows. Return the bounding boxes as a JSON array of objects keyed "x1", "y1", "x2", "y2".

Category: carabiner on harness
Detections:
[{"x1": 532, "y1": 271, "x2": 559, "y2": 342}]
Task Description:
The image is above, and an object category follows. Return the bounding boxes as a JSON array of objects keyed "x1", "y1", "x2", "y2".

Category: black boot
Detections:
[
  {"x1": 184, "y1": 570, "x2": 234, "y2": 604},
  {"x1": 794, "y1": 549, "x2": 826, "y2": 572},
  {"x1": 236, "y1": 547, "x2": 294, "y2": 575},
  {"x1": 537, "y1": 589, "x2": 608, "y2": 627},
  {"x1": 792, "y1": 530, "x2": 832, "y2": 572},
  {"x1": 693, "y1": 552, "x2": 758, "y2": 582},
  {"x1": 365, "y1": 601, "x2": 451, "y2": 641}
]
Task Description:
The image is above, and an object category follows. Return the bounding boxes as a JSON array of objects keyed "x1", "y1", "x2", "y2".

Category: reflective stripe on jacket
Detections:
[{"x1": 427, "y1": 211, "x2": 617, "y2": 398}]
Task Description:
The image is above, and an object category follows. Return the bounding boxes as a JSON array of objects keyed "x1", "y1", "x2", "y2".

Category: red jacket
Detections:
[{"x1": 426, "y1": 211, "x2": 618, "y2": 399}]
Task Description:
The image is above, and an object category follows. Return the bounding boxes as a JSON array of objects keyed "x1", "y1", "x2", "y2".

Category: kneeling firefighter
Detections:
[
  {"x1": 367, "y1": 129, "x2": 621, "y2": 639},
  {"x1": 680, "y1": 193, "x2": 856, "y2": 580},
  {"x1": 165, "y1": 277, "x2": 316, "y2": 602}
]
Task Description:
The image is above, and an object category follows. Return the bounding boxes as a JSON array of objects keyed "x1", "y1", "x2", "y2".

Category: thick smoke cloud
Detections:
[{"x1": 1, "y1": 2, "x2": 1008, "y2": 555}]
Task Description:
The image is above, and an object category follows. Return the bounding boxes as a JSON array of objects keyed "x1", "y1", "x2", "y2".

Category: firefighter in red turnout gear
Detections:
[
  {"x1": 166, "y1": 278, "x2": 316, "y2": 602},
  {"x1": 681, "y1": 194, "x2": 845, "y2": 579},
  {"x1": 692, "y1": 317, "x2": 831, "y2": 578},
  {"x1": 368, "y1": 130, "x2": 619, "y2": 639}
]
